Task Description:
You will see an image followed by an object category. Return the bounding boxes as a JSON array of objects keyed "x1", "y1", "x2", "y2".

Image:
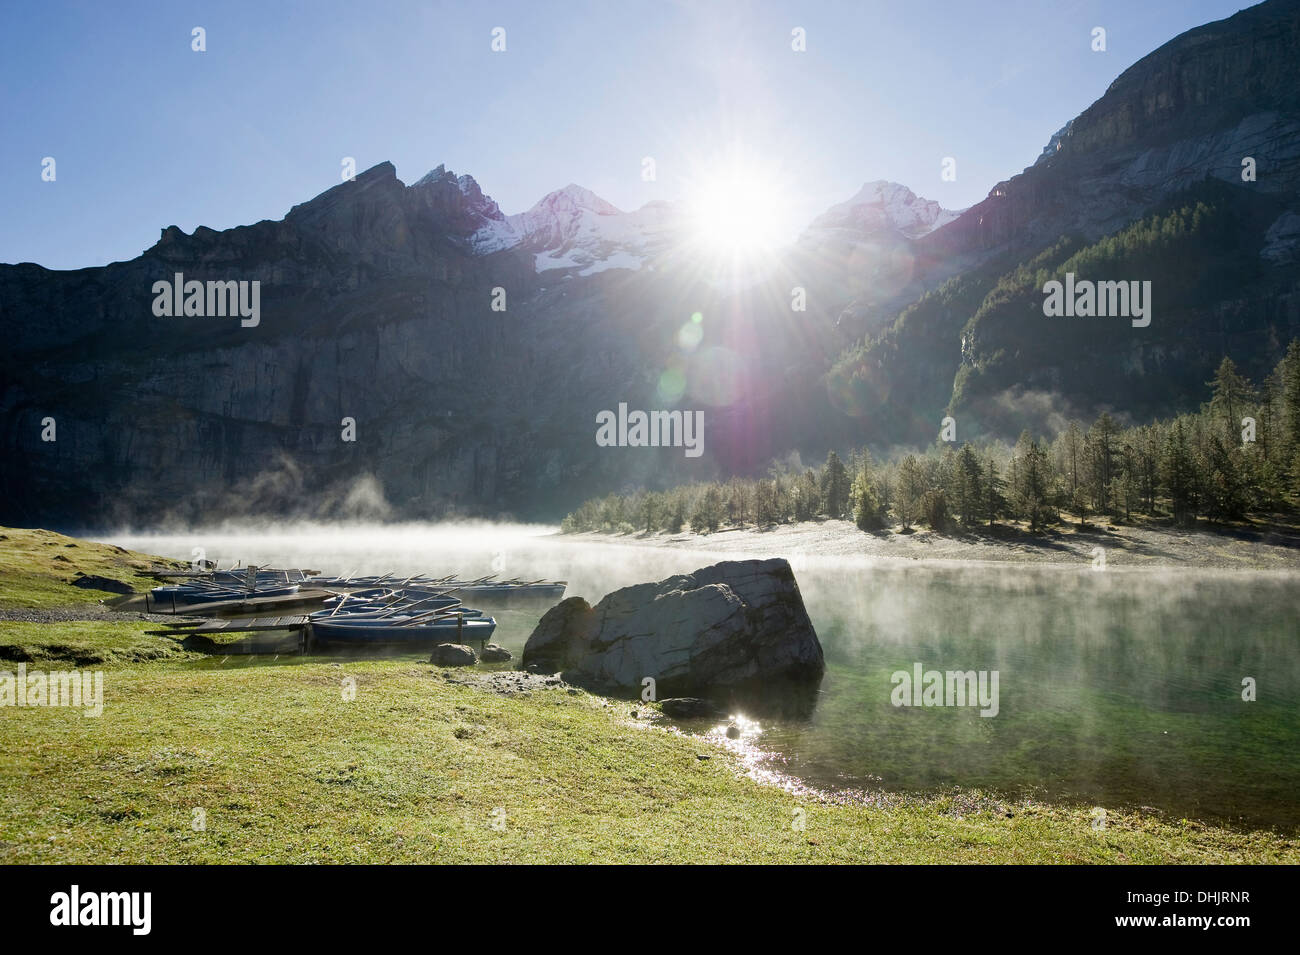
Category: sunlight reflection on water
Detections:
[{"x1": 104, "y1": 522, "x2": 1300, "y2": 829}]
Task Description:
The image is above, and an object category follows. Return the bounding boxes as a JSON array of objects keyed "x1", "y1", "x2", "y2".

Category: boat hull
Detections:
[{"x1": 310, "y1": 616, "x2": 496, "y2": 646}]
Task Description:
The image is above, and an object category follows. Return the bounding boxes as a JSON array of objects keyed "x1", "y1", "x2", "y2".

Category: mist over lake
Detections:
[{"x1": 104, "y1": 522, "x2": 1300, "y2": 829}]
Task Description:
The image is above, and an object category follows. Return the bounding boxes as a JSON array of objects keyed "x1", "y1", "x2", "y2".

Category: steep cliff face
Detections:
[
  {"x1": 0, "y1": 162, "x2": 608, "y2": 524},
  {"x1": 0, "y1": 157, "x2": 846, "y2": 526},
  {"x1": 928, "y1": 0, "x2": 1300, "y2": 262},
  {"x1": 829, "y1": 0, "x2": 1300, "y2": 444}
]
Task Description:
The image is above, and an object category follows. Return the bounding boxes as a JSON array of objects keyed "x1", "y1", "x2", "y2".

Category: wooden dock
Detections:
[
  {"x1": 126, "y1": 588, "x2": 334, "y2": 616},
  {"x1": 177, "y1": 615, "x2": 311, "y2": 634}
]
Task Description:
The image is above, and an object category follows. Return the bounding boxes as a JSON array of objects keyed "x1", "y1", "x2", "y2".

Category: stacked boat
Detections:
[
  {"x1": 307, "y1": 587, "x2": 496, "y2": 647},
  {"x1": 147, "y1": 568, "x2": 305, "y2": 613},
  {"x1": 303, "y1": 573, "x2": 566, "y2": 605}
]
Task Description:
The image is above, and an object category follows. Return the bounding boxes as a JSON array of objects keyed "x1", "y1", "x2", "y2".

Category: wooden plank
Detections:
[{"x1": 187, "y1": 615, "x2": 308, "y2": 634}]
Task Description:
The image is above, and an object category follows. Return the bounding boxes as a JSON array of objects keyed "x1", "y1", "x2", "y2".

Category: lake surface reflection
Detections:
[{"x1": 107, "y1": 523, "x2": 1300, "y2": 830}]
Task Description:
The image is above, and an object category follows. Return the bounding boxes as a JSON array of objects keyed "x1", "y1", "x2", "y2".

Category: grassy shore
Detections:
[{"x1": 1, "y1": 526, "x2": 1296, "y2": 863}]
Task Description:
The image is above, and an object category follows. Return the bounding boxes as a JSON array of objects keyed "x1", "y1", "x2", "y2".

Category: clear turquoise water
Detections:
[{"x1": 111, "y1": 525, "x2": 1300, "y2": 830}]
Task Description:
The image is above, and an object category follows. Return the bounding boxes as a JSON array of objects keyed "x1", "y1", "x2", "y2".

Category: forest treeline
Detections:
[{"x1": 561, "y1": 342, "x2": 1300, "y2": 536}]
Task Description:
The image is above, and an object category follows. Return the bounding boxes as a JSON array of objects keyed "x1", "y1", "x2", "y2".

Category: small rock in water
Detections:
[
  {"x1": 660, "y1": 697, "x2": 723, "y2": 719},
  {"x1": 480, "y1": 643, "x2": 512, "y2": 662},
  {"x1": 725, "y1": 724, "x2": 741, "y2": 740},
  {"x1": 430, "y1": 643, "x2": 477, "y2": 667}
]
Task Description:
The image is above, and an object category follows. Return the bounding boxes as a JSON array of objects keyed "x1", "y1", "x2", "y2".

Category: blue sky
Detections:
[{"x1": 1, "y1": 0, "x2": 1253, "y2": 269}]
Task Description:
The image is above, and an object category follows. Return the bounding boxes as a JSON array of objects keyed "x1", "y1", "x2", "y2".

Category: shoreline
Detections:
[
  {"x1": 2, "y1": 525, "x2": 1297, "y2": 860},
  {"x1": 554, "y1": 517, "x2": 1300, "y2": 572}
]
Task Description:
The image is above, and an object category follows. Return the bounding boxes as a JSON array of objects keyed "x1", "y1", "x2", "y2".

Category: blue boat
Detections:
[
  {"x1": 147, "y1": 582, "x2": 301, "y2": 612},
  {"x1": 311, "y1": 597, "x2": 471, "y2": 618},
  {"x1": 406, "y1": 581, "x2": 566, "y2": 603},
  {"x1": 304, "y1": 574, "x2": 566, "y2": 604},
  {"x1": 310, "y1": 613, "x2": 496, "y2": 646}
]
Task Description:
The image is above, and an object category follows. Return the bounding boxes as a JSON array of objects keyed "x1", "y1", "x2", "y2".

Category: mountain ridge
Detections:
[{"x1": 3, "y1": 0, "x2": 1298, "y2": 526}]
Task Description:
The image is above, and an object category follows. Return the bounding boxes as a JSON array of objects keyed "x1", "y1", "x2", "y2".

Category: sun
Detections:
[{"x1": 685, "y1": 158, "x2": 790, "y2": 260}]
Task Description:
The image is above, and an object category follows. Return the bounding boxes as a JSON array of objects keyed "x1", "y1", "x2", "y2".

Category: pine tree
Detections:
[
  {"x1": 1012, "y1": 431, "x2": 1053, "y2": 532},
  {"x1": 1162, "y1": 419, "x2": 1199, "y2": 526},
  {"x1": 1202, "y1": 435, "x2": 1247, "y2": 521},
  {"x1": 1276, "y1": 340, "x2": 1300, "y2": 491},
  {"x1": 1087, "y1": 413, "x2": 1119, "y2": 518},
  {"x1": 1061, "y1": 420, "x2": 1084, "y2": 505},
  {"x1": 1207, "y1": 356, "x2": 1256, "y2": 442},
  {"x1": 753, "y1": 479, "x2": 778, "y2": 526},
  {"x1": 666, "y1": 492, "x2": 686, "y2": 534},
  {"x1": 641, "y1": 492, "x2": 661, "y2": 534},
  {"x1": 895, "y1": 455, "x2": 927, "y2": 531},
  {"x1": 793, "y1": 468, "x2": 820, "y2": 521},
  {"x1": 690, "y1": 484, "x2": 724, "y2": 533},
  {"x1": 820, "y1": 451, "x2": 851, "y2": 519},
  {"x1": 954, "y1": 443, "x2": 984, "y2": 526},
  {"x1": 851, "y1": 453, "x2": 884, "y2": 531},
  {"x1": 983, "y1": 454, "x2": 1005, "y2": 528},
  {"x1": 1117, "y1": 442, "x2": 1138, "y2": 523}
]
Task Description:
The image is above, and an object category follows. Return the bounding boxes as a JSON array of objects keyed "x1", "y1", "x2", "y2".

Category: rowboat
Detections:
[
  {"x1": 407, "y1": 580, "x2": 567, "y2": 602},
  {"x1": 148, "y1": 582, "x2": 301, "y2": 611},
  {"x1": 302, "y1": 574, "x2": 566, "y2": 604},
  {"x1": 310, "y1": 614, "x2": 496, "y2": 646},
  {"x1": 311, "y1": 597, "x2": 471, "y2": 618},
  {"x1": 447, "y1": 583, "x2": 566, "y2": 600}
]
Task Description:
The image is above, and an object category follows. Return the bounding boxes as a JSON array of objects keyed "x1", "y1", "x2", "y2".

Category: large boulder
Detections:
[{"x1": 521, "y1": 558, "x2": 823, "y2": 697}]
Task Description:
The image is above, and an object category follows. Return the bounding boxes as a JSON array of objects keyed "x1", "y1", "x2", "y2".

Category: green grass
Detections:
[
  {"x1": 0, "y1": 620, "x2": 191, "y2": 667},
  {"x1": 1, "y1": 527, "x2": 1296, "y2": 863},
  {"x1": 0, "y1": 526, "x2": 183, "y2": 610}
]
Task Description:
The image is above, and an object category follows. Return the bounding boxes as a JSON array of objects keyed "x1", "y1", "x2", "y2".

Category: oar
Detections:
[
  {"x1": 327, "y1": 590, "x2": 354, "y2": 616},
  {"x1": 371, "y1": 593, "x2": 457, "y2": 619},
  {"x1": 395, "y1": 607, "x2": 476, "y2": 628}
]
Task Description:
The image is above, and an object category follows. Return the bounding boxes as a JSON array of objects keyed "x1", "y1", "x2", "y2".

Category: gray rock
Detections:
[
  {"x1": 69, "y1": 574, "x2": 135, "y2": 595},
  {"x1": 429, "y1": 643, "x2": 476, "y2": 667},
  {"x1": 522, "y1": 558, "x2": 824, "y2": 696},
  {"x1": 661, "y1": 698, "x2": 725, "y2": 719},
  {"x1": 479, "y1": 643, "x2": 512, "y2": 663}
]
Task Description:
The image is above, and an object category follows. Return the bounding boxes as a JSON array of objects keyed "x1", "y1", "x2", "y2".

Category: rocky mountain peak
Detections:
[{"x1": 804, "y1": 180, "x2": 959, "y2": 241}]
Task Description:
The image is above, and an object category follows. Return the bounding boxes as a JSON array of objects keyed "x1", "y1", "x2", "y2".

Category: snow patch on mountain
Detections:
[
  {"x1": 414, "y1": 168, "x2": 677, "y2": 273},
  {"x1": 514, "y1": 185, "x2": 677, "y2": 274},
  {"x1": 803, "y1": 181, "x2": 959, "y2": 241}
]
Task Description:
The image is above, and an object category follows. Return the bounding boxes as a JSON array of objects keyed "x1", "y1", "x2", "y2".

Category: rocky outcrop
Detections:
[
  {"x1": 928, "y1": 0, "x2": 1300, "y2": 260},
  {"x1": 429, "y1": 643, "x2": 476, "y2": 667},
  {"x1": 521, "y1": 558, "x2": 824, "y2": 699},
  {"x1": 0, "y1": 156, "x2": 834, "y2": 526},
  {"x1": 480, "y1": 643, "x2": 512, "y2": 663},
  {"x1": 69, "y1": 574, "x2": 135, "y2": 596}
]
